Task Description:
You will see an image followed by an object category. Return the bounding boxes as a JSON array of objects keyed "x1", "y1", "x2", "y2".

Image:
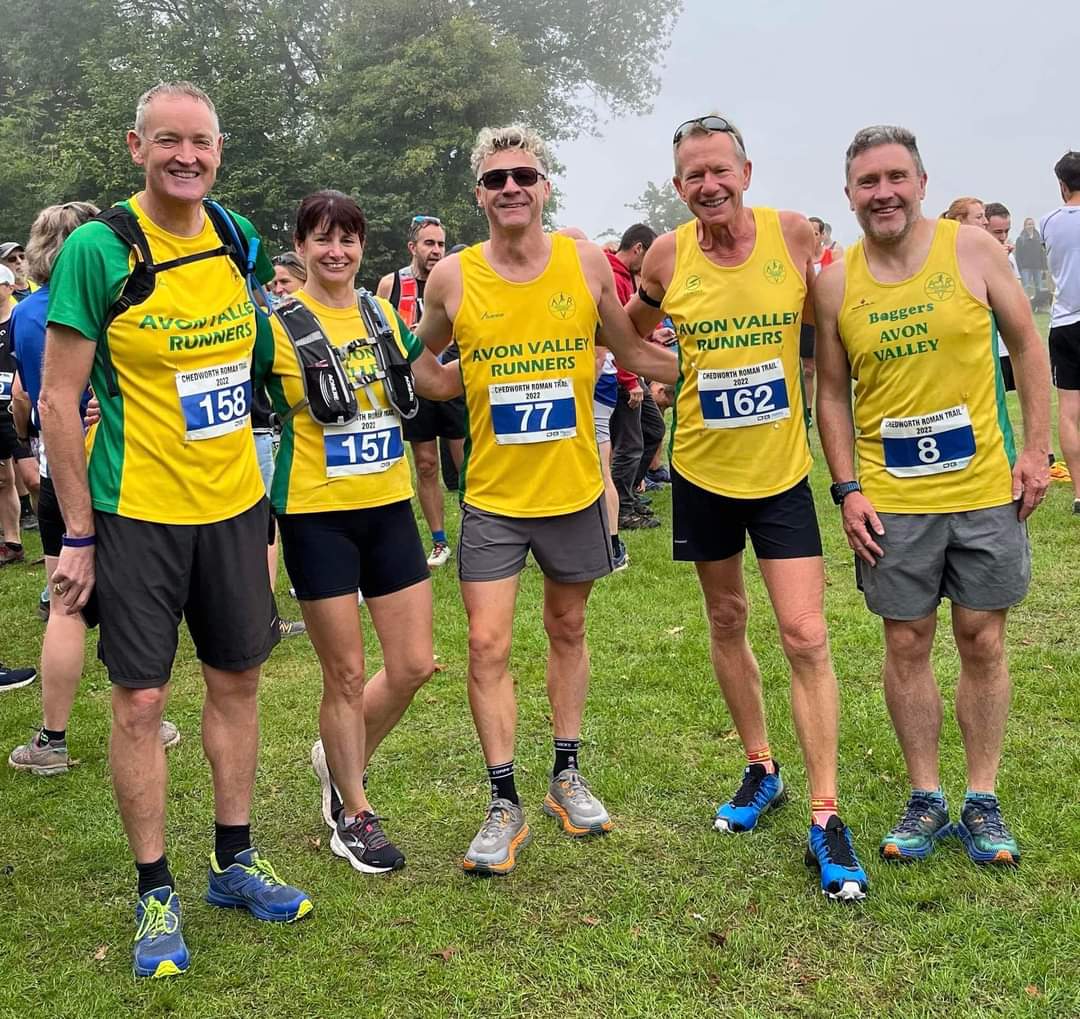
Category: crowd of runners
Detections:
[{"x1": 2, "y1": 80, "x2": 1078, "y2": 978}]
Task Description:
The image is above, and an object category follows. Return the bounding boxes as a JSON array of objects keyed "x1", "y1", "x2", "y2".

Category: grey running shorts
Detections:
[
  {"x1": 855, "y1": 501, "x2": 1031, "y2": 620},
  {"x1": 458, "y1": 496, "x2": 612, "y2": 584}
]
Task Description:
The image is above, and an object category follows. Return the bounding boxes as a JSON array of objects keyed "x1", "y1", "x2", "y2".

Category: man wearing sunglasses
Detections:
[
  {"x1": 0, "y1": 242, "x2": 36, "y2": 302},
  {"x1": 416, "y1": 124, "x2": 677, "y2": 876},
  {"x1": 377, "y1": 215, "x2": 464, "y2": 568},
  {"x1": 627, "y1": 114, "x2": 868, "y2": 901}
]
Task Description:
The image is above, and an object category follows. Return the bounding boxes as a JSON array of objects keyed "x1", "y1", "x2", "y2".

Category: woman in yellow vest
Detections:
[{"x1": 264, "y1": 190, "x2": 461, "y2": 876}]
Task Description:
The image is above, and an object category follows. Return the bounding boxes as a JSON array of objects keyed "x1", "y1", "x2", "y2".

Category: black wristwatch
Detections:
[{"x1": 829, "y1": 480, "x2": 862, "y2": 505}]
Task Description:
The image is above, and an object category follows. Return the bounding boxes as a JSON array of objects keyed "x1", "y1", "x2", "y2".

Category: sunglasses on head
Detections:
[
  {"x1": 672, "y1": 115, "x2": 743, "y2": 149},
  {"x1": 411, "y1": 215, "x2": 441, "y2": 226},
  {"x1": 477, "y1": 166, "x2": 546, "y2": 190}
]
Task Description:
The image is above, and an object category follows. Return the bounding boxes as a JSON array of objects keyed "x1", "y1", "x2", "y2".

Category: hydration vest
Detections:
[{"x1": 394, "y1": 266, "x2": 423, "y2": 327}]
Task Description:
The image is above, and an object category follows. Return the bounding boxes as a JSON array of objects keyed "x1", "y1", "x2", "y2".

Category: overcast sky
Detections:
[{"x1": 556, "y1": 0, "x2": 1074, "y2": 243}]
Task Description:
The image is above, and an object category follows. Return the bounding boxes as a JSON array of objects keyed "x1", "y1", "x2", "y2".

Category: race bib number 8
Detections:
[
  {"x1": 881, "y1": 404, "x2": 976, "y2": 477},
  {"x1": 698, "y1": 359, "x2": 790, "y2": 429},
  {"x1": 489, "y1": 378, "x2": 576, "y2": 445},
  {"x1": 324, "y1": 408, "x2": 404, "y2": 477},
  {"x1": 176, "y1": 360, "x2": 252, "y2": 441}
]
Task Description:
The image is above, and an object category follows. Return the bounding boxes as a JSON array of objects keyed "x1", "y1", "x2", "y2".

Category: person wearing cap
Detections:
[{"x1": 0, "y1": 242, "x2": 36, "y2": 301}]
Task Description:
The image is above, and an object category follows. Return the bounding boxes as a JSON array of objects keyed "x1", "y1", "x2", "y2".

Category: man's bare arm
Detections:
[
  {"x1": 412, "y1": 349, "x2": 463, "y2": 401},
  {"x1": 375, "y1": 272, "x2": 394, "y2": 300},
  {"x1": 38, "y1": 324, "x2": 96, "y2": 609},
  {"x1": 625, "y1": 232, "x2": 674, "y2": 337},
  {"x1": 413, "y1": 256, "x2": 459, "y2": 357}
]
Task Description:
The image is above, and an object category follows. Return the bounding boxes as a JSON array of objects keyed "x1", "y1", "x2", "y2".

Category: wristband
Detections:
[{"x1": 61, "y1": 533, "x2": 96, "y2": 548}]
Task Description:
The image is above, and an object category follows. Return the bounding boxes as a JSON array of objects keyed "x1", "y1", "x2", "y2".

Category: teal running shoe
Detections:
[
  {"x1": 806, "y1": 815, "x2": 868, "y2": 902},
  {"x1": 206, "y1": 849, "x2": 313, "y2": 922},
  {"x1": 956, "y1": 795, "x2": 1020, "y2": 866},
  {"x1": 133, "y1": 887, "x2": 189, "y2": 978},
  {"x1": 713, "y1": 762, "x2": 786, "y2": 832},
  {"x1": 880, "y1": 793, "x2": 952, "y2": 862}
]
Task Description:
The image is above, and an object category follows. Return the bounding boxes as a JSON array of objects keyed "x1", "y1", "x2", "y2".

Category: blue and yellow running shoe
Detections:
[
  {"x1": 206, "y1": 849, "x2": 313, "y2": 922},
  {"x1": 805, "y1": 815, "x2": 868, "y2": 902},
  {"x1": 713, "y1": 762, "x2": 786, "y2": 833},
  {"x1": 880, "y1": 792, "x2": 952, "y2": 861},
  {"x1": 956, "y1": 795, "x2": 1020, "y2": 866},
  {"x1": 133, "y1": 886, "x2": 189, "y2": 978}
]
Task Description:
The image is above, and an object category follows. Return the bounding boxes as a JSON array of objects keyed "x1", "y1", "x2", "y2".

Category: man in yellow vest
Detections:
[
  {"x1": 417, "y1": 124, "x2": 676, "y2": 876},
  {"x1": 629, "y1": 115, "x2": 869, "y2": 901},
  {"x1": 40, "y1": 81, "x2": 311, "y2": 978},
  {"x1": 815, "y1": 125, "x2": 1050, "y2": 868}
]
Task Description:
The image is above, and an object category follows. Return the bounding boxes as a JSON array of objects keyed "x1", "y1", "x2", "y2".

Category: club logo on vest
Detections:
[
  {"x1": 549, "y1": 292, "x2": 575, "y2": 320},
  {"x1": 685, "y1": 274, "x2": 702, "y2": 293},
  {"x1": 763, "y1": 259, "x2": 786, "y2": 284},
  {"x1": 924, "y1": 272, "x2": 955, "y2": 301}
]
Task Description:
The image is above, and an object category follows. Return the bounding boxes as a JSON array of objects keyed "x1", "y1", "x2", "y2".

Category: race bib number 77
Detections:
[{"x1": 489, "y1": 378, "x2": 576, "y2": 445}]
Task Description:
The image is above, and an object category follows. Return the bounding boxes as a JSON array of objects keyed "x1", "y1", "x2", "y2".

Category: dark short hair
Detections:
[
  {"x1": 984, "y1": 202, "x2": 1010, "y2": 220},
  {"x1": 808, "y1": 216, "x2": 825, "y2": 231},
  {"x1": 294, "y1": 190, "x2": 367, "y2": 245},
  {"x1": 619, "y1": 223, "x2": 657, "y2": 252},
  {"x1": 1054, "y1": 151, "x2": 1080, "y2": 193}
]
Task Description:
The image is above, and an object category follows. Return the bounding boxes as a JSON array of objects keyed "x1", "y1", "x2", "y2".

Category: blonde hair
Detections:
[
  {"x1": 25, "y1": 202, "x2": 100, "y2": 284},
  {"x1": 942, "y1": 197, "x2": 983, "y2": 223},
  {"x1": 470, "y1": 125, "x2": 550, "y2": 180},
  {"x1": 134, "y1": 81, "x2": 219, "y2": 136}
]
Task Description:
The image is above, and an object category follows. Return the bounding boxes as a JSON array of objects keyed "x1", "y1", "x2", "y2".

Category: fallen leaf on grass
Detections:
[
  {"x1": 707, "y1": 931, "x2": 727, "y2": 949},
  {"x1": 432, "y1": 662, "x2": 448, "y2": 674},
  {"x1": 306, "y1": 835, "x2": 322, "y2": 851},
  {"x1": 630, "y1": 926, "x2": 642, "y2": 939},
  {"x1": 432, "y1": 947, "x2": 457, "y2": 963},
  {"x1": 93, "y1": 945, "x2": 109, "y2": 961},
  {"x1": 390, "y1": 917, "x2": 415, "y2": 927},
  {"x1": 1025, "y1": 986, "x2": 1041, "y2": 998},
  {"x1": 581, "y1": 916, "x2": 600, "y2": 927},
  {"x1": 665, "y1": 626, "x2": 685, "y2": 636},
  {"x1": 690, "y1": 912, "x2": 706, "y2": 922}
]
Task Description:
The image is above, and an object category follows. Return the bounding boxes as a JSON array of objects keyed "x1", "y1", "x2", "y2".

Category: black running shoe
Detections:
[{"x1": 331, "y1": 811, "x2": 405, "y2": 874}]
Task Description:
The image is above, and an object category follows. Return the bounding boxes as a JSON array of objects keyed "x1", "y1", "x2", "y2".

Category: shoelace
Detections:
[
  {"x1": 822, "y1": 823, "x2": 858, "y2": 869},
  {"x1": 893, "y1": 794, "x2": 943, "y2": 835},
  {"x1": 345, "y1": 814, "x2": 391, "y2": 851},
  {"x1": 479, "y1": 803, "x2": 513, "y2": 839},
  {"x1": 558, "y1": 772, "x2": 593, "y2": 803},
  {"x1": 964, "y1": 800, "x2": 1011, "y2": 840},
  {"x1": 243, "y1": 854, "x2": 287, "y2": 887},
  {"x1": 730, "y1": 768, "x2": 767, "y2": 807},
  {"x1": 135, "y1": 895, "x2": 178, "y2": 941}
]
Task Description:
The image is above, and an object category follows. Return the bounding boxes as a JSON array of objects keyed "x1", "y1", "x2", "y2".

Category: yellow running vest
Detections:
[
  {"x1": 662, "y1": 208, "x2": 810, "y2": 498},
  {"x1": 454, "y1": 234, "x2": 602, "y2": 517},
  {"x1": 838, "y1": 218, "x2": 1015, "y2": 513},
  {"x1": 267, "y1": 292, "x2": 423, "y2": 515}
]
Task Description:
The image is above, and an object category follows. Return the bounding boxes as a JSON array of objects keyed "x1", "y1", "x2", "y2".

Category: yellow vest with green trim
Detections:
[
  {"x1": 662, "y1": 207, "x2": 810, "y2": 498},
  {"x1": 454, "y1": 235, "x2": 602, "y2": 517},
  {"x1": 838, "y1": 217, "x2": 1015, "y2": 513}
]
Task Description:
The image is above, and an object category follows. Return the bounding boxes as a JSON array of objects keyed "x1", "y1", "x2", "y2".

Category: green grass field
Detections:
[{"x1": 2, "y1": 378, "x2": 1078, "y2": 1016}]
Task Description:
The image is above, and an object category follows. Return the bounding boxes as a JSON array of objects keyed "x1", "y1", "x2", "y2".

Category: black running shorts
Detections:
[
  {"x1": 93, "y1": 499, "x2": 280, "y2": 687},
  {"x1": 799, "y1": 323, "x2": 816, "y2": 360},
  {"x1": 402, "y1": 395, "x2": 467, "y2": 443},
  {"x1": 1049, "y1": 320, "x2": 1080, "y2": 390},
  {"x1": 37, "y1": 475, "x2": 64, "y2": 558},
  {"x1": 277, "y1": 499, "x2": 429, "y2": 601},
  {"x1": 671, "y1": 470, "x2": 823, "y2": 562}
]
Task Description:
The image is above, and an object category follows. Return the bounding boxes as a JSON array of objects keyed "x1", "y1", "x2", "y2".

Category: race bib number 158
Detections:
[{"x1": 176, "y1": 360, "x2": 252, "y2": 441}]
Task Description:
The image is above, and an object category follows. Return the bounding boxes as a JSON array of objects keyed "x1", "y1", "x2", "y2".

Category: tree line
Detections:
[{"x1": 0, "y1": 0, "x2": 681, "y2": 282}]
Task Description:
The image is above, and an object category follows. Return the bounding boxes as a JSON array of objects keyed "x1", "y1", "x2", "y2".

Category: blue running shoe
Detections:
[
  {"x1": 806, "y1": 815, "x2": 868, "y2": 902},
  {"x1": 956, "y1": 795, "x2": 1020, "y2": 866},
  {"x1": 880, "y1": 792, "x2": 952, "y2": 861},
  {"x1": 713, "y1": 762, "x2": 786, "y2": 833},
  {"x1": 206, "y1": 849, "x2": 313, "y2": 922},
  {"x1": 133, "y1": 887, "x2": 189, "y2": 978}
]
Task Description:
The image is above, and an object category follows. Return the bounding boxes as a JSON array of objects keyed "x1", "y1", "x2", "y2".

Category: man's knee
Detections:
[
  {"x1": 543, "y1": 602, "x2": 587, "y2": 647},
  {"x1": 412, "y1": 443, "x2": 439, "y2": 481},
  {"x1": 113, "y1": 685, "x2": 168, "y2": 732},
  {"x1": 954, "y1": 619, "x2": 1006, "y2": 671},
  {"x1": 779, "y1": 612, "x2": 829, "y2": 668},
  {"x1": 468, "y1": 627, "x2": 512, "y2": 677},
  {"x1": 884, "y1": 618, "x2": 936, "y2": 668},
  {"x1": 705, "y1": 591, "x2": 749, "y2": 642}
]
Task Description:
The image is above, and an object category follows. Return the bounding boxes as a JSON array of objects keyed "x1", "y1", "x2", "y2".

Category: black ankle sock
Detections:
[
  {"x1": 611, "y1": 534, "x2": 621, "y2": 556},
  {"x1": 554, "y1": 738, "x2": 581, "y2": 776},
  {"x1": 5, "y1": 542, "x2": 22, "y2": 552},
  {"x1": 214, "y1": 823, "x2": 251, "y2": 868},
  {"x1": 19, "y1": 494, "x2": 31, "y2": 514},
  {"x1": 136, "y1": 855, "x2": 174, "y2": 897},
  {"x1": 40, "y1": 727, "x2": 66, "y2": 746},
  {"x1": 487, "y1": 762, "x2": 519, "y2": 805}
]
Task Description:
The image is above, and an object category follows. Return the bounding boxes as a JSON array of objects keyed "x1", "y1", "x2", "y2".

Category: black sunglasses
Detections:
[
  {"x1": 477, "y1": 166, "x2": 547, "y2": 190},
  {"x1": 672, "y1": 115, "x2": 744, "y2": 151}
]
